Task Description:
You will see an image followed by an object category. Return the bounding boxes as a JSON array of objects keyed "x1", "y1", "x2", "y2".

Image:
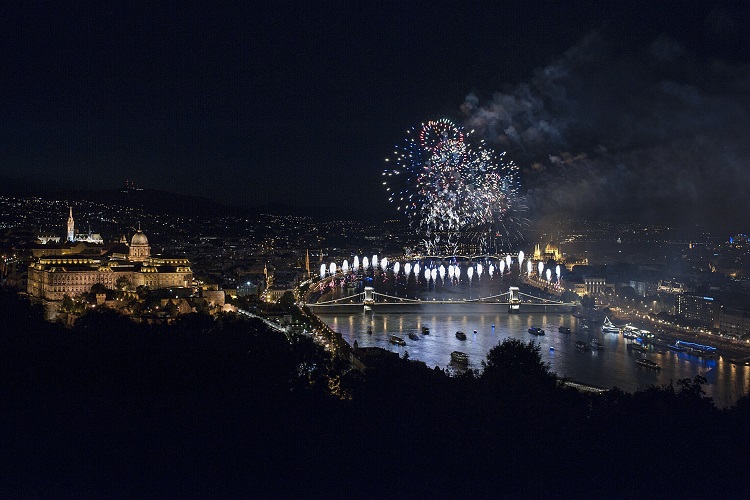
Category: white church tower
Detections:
[{"x1": 66, "y1": 207, "x2": 75, "y2": 242}]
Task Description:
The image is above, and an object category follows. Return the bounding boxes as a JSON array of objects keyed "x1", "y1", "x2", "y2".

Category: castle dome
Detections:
[{"x1": 131, "y1": 230, "x2": 149, "y2": 246}]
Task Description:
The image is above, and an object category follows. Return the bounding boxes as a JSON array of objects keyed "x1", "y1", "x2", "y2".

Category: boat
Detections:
[
  {"x1": 668, "y1": 340, "x2": 717, "y2": 358},
  {"x1": 635, "y1": 358, "x2": 661, "y2": 370},
  {"x1": 366, "y1": 326, "x2": 373, "y2": 335},
  {"x1": 590, "y1": 339, "x2": 605, "y2": 350},
  {"x1": 408, "y1": 332, "x2": 420, "y2": 341},
  {"x1": 528, "y1": 327, "x2": 545, "y2": 336},
  {"x1": 389, "y1": 335, "x2": 406, "y2": 346},
  {"x1": 651, "y1": 338, "x2": 671, "y2": 349},
  {"x1": 558, "y1": 326, "x2": 571, "y2": 334},
  {"x1": 622, "y1": 325, "x2": 655, "y2": 340},
  {"x1": 601, "y1": 316, "x2": 620, "y2": 334},
  {"x1": 622, "y1": 326, "x2": 639, "y2": 339},
  {"x1": 639, "y1": 329, "x2": 654, "y2": 340},
  {"x1": 421, "y1": 326, "x2": 430, "y2": 335},
  {"x1": 451, "y1": 351, "x2": 469, "y2": 364},
  {"x1": 628, "y1": 342, "x2": 649, "y2": 353},
  {"x1": 455, "y1": 331, "x2": 467, "y2": 340},
  {"x1": 575, "y1": 341, "x2": 590, "y2": 350}
]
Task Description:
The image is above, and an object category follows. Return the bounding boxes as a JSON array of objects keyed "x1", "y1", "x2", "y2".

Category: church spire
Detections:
[{"x1": 67, "y1": 207, "x2": 75, "y2": 242}]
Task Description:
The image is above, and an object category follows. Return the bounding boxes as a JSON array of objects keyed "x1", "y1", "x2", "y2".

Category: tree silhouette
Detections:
[{"x1": 481, "y1": 338, "x2": 554, "y2": 386}]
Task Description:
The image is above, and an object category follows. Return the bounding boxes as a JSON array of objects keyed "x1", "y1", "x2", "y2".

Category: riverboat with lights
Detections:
[
  {"x1": 602, "y1": 316, "x2": 620, "y2": 334},
  {"x1": 451, "y1": 351, "x2": 469, "y2": 364},
  {"x1": 389, "y1": 335, "x2": 406, "y2": 346},
  {"x1": 635, "y1": 358, "x2": 660, "y2": 370}
]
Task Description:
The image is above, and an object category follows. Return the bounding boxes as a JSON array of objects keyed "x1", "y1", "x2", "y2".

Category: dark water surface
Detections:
[
  {"x1": 314, "y1": 263, "x2": 750, "y2": 406},
  {"x1": 318, "y1": 307, "x2": 750, "y2": 406}
]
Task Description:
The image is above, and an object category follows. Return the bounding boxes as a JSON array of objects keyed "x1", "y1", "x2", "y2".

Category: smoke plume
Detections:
[{"x1": 461, "y1": 29, "x2": 750, "y2": 231}]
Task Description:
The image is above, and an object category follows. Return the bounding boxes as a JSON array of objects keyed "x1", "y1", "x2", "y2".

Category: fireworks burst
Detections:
[{"x1": 384, "y1": 118, "x2": 526, "y2": 254}]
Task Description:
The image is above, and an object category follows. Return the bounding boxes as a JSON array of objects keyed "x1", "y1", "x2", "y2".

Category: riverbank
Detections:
[{"x1": 614, "y1": 312, "x2": 750, "y2": 359}]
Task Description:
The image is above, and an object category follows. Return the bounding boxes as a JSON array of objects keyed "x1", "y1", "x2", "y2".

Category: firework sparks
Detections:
[{"x1": 384, "y1": 118, "x2": 525, "y2": 254}]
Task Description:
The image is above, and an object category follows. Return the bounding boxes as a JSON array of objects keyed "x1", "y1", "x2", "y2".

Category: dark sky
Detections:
[{"x1": 2, "y1": 2, "x2": 749, "y2": 230}]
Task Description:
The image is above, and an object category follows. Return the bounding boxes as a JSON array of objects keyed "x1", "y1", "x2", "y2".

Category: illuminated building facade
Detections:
[
  {"x1": 27, "y1": 229, "x2": 192, "y2": 301},
  {"x1": 719, "y1": 307, "x2": 750, "y2": 339},
  {"x1": 533, "y1": 241, "x2": 561, "y2": 261},
  {"x1": 676, "y1": 293, "x2": 718, "y2": 327}
]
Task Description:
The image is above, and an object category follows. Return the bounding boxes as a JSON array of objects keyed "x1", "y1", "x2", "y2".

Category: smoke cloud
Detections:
[{"x1": 461, "y1": 29, "x2": 750, "y2": 231}]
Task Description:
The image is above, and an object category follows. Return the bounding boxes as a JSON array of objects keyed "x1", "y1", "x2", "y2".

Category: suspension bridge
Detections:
[{"x1": 306, "y1": 286, "x2": 576, "y2": 313}]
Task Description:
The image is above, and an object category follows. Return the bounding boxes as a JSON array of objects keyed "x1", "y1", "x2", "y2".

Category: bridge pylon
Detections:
[
  {"x1": 508, "y1": 286, "x2": 520, "y2": 313},
  {"x1": 363, "y1": 286, "x2": 375, "y2": 311}
]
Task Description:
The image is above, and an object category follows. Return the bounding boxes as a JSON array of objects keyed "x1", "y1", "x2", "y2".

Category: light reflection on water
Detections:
[
  {"x1": 317, "y1": 306, "x2": 750, "y2": 407},
  {"x1": 315, "y1": 266, "x2": 750, "y2": 406}
]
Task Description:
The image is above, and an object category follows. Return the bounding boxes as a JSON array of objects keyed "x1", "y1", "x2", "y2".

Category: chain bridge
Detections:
[{"x1": 306, "y1": 286, "x2": 576, "y2": 313}]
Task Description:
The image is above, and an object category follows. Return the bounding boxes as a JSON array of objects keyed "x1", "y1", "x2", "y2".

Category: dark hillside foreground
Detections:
[{"x1": 0, "y1": 288, "x2": 748, "y2": 497}]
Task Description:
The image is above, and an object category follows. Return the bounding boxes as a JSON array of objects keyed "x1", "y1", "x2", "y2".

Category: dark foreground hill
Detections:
[{"x1": 1, "y1": 289, "x2": 749, "y2": 498}]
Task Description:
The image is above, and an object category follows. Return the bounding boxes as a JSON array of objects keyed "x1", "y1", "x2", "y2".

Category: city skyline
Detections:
[{"x1": 2, "y1": 3, "x2": 750, "y2": 232}]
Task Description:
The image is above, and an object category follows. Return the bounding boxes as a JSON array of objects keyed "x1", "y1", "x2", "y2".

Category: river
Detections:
[{"x1": 312, "y1": 264, "x2": 750, "y2": 406}]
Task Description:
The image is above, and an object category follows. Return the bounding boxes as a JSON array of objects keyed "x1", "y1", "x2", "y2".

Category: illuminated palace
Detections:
[{"x1": 28, "y1": 209, "x2": 192, "y2": 301}]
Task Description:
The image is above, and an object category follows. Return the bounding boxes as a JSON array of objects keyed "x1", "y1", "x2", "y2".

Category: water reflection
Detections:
[
  {"x1": 314, "y1": 264, "x2": 750, "y2": 406},
  {"x1": 317, "y1": 307, "x2": 750, "y2": 407}
]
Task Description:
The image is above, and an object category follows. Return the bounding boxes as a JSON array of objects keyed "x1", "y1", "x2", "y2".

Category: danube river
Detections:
[
  {"x1": 317, "y1": 307, "x2": 750, "y2": 406},
  {"x1": 312, "y1": 263, "x2": 750, "y2": 406}
]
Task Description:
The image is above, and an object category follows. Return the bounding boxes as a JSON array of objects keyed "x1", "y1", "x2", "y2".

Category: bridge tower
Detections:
[
  {"x1": 508, "y1": 286, "x2": 520, "y2": 313},
  {"x1": 363, "y1": 286, "x2": 375, "y2": 311}
]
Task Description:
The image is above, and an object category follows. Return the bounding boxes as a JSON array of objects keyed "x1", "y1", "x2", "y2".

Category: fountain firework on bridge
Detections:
[
  {"x1": 308, "y1": 254, "x2": 571, "y2": 311},
  {"x1": 306, "y1": 249, "x2": 571, "y2": 313},
  {"x1": 383, "y1": 118, "x2": 526, "y2": 255}
]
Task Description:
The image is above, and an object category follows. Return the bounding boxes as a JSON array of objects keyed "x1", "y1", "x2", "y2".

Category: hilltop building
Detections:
[
  {"x1": 38, "y1": 207, "x2": 104, "y2": 245},
  {"x1": 28, "y1": 222, "x2": 192, "y2": 301}
]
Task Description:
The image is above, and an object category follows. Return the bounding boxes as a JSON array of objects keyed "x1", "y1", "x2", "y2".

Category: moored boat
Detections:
[
  {"x1": 668, "y1": 340, "x2": 717, "y2": 358},
  {"x1": 628, "y1": 342, "x2": 649, "y2": 353},
  {"x1": 622, "y1": 325, "x2": 654, "y2": 340},
  {"x1": 602, "y1": 316, "x2": 620, "y2": 334},
  {"x1": 421, "y1": 326, "x2": 430, "y2": 335},
  {"x1": 366, "y1": 326, "x2": 373, "y2": 334},
  {"x1": 455, "y1": 331, "x2": 467, "y2": 340},
  {"x1": 558, "y1": 326, "x2": 571, "y2": 334},
  {"x1": 635, "y1": 358, "x2": 660, "y2": 370},
  {"x1": 408, "y1": 332, "x2": 420, "y2": 341},
  {"x1": 590, "y1": 339, "x2": 605, "y2": 350},
  {"x1": 622, "y1": 326, "x2": 639, "y2": 339},
  {"x1": 451, "y1": 351, "x2": 469, "y2": 364},
  {"x1": 528, "y1": 327, "x2": 545, "y2": 336},
  {"x1": 575, "y1": 340, "x2": 590, "y2": 350},
  {"x1": 389, "y1": 335, "x2": 406, "y2": 346}
]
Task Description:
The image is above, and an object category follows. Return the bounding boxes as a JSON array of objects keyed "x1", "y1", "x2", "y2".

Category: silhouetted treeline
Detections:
[{"x1": 1, "y1": 288, "x2": 748, "y2": 498}]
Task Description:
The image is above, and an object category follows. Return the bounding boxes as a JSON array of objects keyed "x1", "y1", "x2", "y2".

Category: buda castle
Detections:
[{"x1": 28, "y1": 208, "x2": 192, "y2": 301}]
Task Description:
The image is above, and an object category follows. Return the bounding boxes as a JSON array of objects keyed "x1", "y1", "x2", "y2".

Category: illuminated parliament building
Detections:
[{"x1": 27, "y1": 208, "x2": 192, "y2": 301}]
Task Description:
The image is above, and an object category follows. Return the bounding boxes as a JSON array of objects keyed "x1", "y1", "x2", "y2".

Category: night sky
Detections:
[{"x1": 2, "y1": 2, "x2": 750, "y2": 230}]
